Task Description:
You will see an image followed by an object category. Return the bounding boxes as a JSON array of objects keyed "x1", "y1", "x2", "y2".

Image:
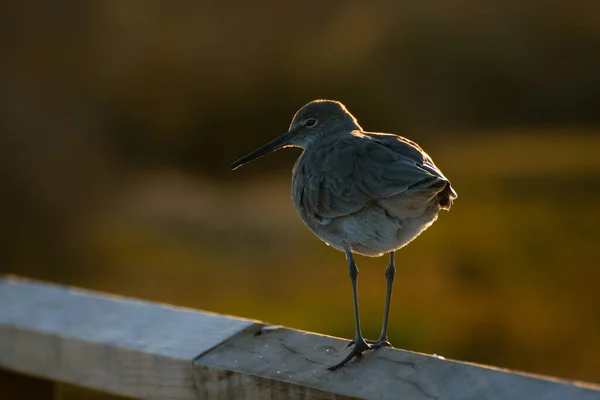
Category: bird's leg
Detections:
[
  {"x1": 328, "y1": 249, "x2": 372, "y2": 370},
  {"x1": 345, "y1": 251, "x2": 395, "y2": 349},
  {"x1": 371, "y1": 251, "x2": 395, "y2": 348}
]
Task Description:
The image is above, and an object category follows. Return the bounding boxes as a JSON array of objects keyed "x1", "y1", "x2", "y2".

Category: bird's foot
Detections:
[
  {"x1": 345, "y1": 338, "x2": 392, "y2": 349},
  {"x1": 327, "y1": 338, "x2": 372, "y2": 371},
  {"x1": 369, "y1": 339, "x2": 392, "y2": 349}
]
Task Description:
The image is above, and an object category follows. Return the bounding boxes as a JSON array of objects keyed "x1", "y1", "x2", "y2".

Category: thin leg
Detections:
[
  {"x1": 328, "y1": 249, "x2": 372, "y2": 370},
  {"x1": 373, "y1": 251, "x2": 395, "y2": 348},
  {"x1": 345, "y1": 251, "x2": 395, "y2": 349}
]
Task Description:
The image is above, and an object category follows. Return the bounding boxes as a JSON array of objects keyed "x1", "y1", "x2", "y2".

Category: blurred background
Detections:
[{"x1": 1, "y1": 0, "x2": 599, "y2": 386}]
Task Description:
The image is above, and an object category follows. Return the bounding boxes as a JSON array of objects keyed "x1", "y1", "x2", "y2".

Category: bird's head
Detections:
[{"x1": 230, "y1": 99, "x2": 360, "y2": 170}]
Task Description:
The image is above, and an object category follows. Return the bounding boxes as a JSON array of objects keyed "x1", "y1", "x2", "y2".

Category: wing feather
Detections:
[{"x1": 294, "y1": 132, "x2": 456, "y2": 221}]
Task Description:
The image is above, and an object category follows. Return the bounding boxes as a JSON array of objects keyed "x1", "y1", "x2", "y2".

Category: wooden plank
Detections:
[
  {"x1": 1, "y1": 276, "x2": 599, "y2": 400},
  {"x1": 0, "y1": 276, "x2": 257, "y2": 400},
  {"x1": 193, "y1": 325, "x2": 600, "y2": 400},
  {"x1": 0, "y1": 368, "x2": 56, "y2": 400}
]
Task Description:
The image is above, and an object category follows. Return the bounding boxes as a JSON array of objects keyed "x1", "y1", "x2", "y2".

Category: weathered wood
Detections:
[
  {"x1": 0, "y1": 368, "x2": 56, "y2": 399},
  {"x1": 1, "y1": 276, "x2": 599, "y2": 400},
  {"x1": 192, "y1": 325, "x2": 600, "y2": 400},
  {"x1": 0, "y1": 277, "x2": 257, "y2": 399}
]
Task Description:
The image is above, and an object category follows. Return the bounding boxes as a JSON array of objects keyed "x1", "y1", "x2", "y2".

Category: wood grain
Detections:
[
  {"x1": 0, "y1": 276, "x2": 256, "y2": 399},
  {"x1": 193, "y1": 325, "x2": 600, "y2": 400}
]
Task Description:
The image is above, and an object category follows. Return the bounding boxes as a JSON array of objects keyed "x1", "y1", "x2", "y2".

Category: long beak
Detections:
[{"x1": 229, "y1": 131, "x2": 294, "y2": 170}]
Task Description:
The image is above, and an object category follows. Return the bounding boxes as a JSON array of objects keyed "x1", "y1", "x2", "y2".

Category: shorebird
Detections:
[{"x1": 230, "y1": 100, "x2": 457, "y2": 370}]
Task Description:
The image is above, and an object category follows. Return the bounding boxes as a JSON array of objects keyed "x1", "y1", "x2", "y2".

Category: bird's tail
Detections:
[{"x1": 438, "y1": 182, "x2": 457, "y2": 210}]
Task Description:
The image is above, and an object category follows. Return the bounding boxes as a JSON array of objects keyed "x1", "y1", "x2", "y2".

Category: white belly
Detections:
[{"x1": 298, "y1": 202, "x2": 440, "y2": 257}]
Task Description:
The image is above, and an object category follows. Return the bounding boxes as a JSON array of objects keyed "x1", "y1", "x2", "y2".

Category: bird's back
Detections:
[{"x1": 362, "y1": 132, "x2": 457, "y2": 211}]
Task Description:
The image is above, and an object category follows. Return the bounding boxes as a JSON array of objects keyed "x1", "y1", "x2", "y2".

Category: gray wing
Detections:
[{"x1": 295, "y1": 132, "x2": 456, "y2": 222}]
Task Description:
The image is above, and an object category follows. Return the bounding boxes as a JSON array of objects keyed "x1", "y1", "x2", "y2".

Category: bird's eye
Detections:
[{"x1": 305, "y1": 118, "x2": 318, "y2": 127}]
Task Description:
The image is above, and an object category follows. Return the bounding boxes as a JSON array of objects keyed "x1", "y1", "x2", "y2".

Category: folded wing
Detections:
[{"x1": 294, "y1": 132, "x2": 457, "y2": 222}]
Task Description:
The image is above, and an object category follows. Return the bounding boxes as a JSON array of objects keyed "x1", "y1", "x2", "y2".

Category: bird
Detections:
[{"x1": 230, "y1": 99, "x2": 457, "y2": 370}]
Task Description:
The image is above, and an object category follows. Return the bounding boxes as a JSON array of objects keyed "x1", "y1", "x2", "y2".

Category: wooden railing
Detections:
[{"x1": 0, "y1": 276, "x2": 599, "y2": 399}]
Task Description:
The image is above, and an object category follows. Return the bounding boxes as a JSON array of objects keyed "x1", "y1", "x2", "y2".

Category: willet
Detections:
[{"x1": 230, "y1": 100, "x2": 457, "y2": 370}]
